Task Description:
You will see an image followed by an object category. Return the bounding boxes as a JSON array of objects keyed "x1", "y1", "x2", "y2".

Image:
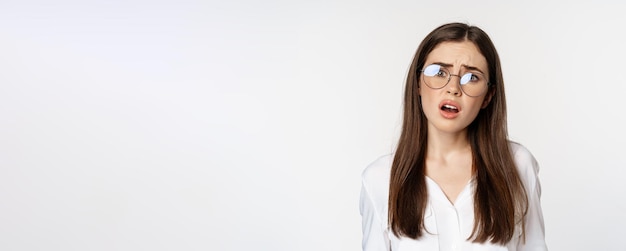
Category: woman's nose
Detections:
[{"x1": 446, "y1": 75, "x2": 462, "y2": 96}]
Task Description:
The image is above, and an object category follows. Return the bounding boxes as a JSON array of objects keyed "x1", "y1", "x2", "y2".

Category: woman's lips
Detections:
[{"x1": 439, "y1": 100, "x2": 461, "y2": 119}]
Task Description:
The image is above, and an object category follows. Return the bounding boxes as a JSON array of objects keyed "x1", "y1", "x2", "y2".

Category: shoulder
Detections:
[
  {"x1": 508, "y1": 141, "x2": 540, "y2": 187},
  {"x1": 361, "y1": 154, "x2": 393, "y2": 206},
  {"x1": 362, "y1": 154, "x2": 393, "y2": 184}
]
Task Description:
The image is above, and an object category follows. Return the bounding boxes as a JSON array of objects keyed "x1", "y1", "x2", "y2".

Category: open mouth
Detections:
[{"x1": 441, "y1": 104, "x2": 459, "y2": 113}]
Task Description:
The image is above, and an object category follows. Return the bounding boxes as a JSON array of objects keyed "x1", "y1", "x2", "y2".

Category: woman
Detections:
[{"x1": 359, "y1": 23, "x2": 548, "y2": 250}]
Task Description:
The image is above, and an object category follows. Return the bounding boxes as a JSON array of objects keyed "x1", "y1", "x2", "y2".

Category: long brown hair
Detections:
[{"x1": 388, "y1": 22, "x2": 528, "y2": 244}]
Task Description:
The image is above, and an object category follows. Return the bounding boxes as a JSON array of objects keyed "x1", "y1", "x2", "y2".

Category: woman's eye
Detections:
[
  {"x1": 460, "y1": 73, "x2": 483, "y2": 85},
  {"x1": 465, "y1": 73, "x2": 483, "y2": 82},
  {"x1": 423, "y1": 64, "x2": 445, "y2": 77}
]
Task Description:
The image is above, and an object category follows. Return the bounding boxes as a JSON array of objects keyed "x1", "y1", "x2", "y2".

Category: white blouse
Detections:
[{"x1": 360, "y1": 142, "x2": 548, "y2": 251}]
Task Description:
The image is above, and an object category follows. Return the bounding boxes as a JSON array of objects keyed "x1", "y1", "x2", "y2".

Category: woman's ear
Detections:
[{"x1": 481, "y1": 88, "x2": 495, "y2": 109}]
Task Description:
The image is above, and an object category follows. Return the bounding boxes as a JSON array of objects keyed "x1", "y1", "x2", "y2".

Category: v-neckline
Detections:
[{"x1": 425, "y1": 175, "x2": 474, "y2": 206}]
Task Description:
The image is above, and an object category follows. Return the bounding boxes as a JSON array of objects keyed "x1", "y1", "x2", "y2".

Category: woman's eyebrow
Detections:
[
  {"x1": 430, "y1": 62, "x2": 487, "y2": 74},
  {"x1": 431, "y1": 62, "x2": 453, "y2": 68},
  {"x1": 462, "y1": 64, "x2": 486, "y2": 74}
]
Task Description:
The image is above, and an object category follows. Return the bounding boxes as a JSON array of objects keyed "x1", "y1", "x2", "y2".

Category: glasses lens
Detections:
[
  {"x1": 422, "y1": 64, "x2": 488, "y2": 96},
  {"x1": 422, "y1": 64, "x2": 448, "y2": 89},
  {"x1": 459, "y1": 72, "x2": 488, "y2": 96}
]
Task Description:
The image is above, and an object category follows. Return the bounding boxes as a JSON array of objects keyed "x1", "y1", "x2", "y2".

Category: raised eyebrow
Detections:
[
  {"x1": 461, "y1": 64, "x2": 486, "y2": 75},
  {"x1": 431, "y1": 62, "x2": 453, "y2": 68}
]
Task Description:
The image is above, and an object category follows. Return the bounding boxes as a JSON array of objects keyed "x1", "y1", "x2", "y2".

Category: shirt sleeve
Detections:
[
  {"x1": 514, "y1": 146, "x2": 549, "y2": 250},
  {"x1": 360, "y1": 179, "x2": 390, "y2": 251}
]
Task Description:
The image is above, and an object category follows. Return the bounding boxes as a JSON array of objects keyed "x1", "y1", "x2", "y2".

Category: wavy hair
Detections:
[{"x1": 388, "y1": 22, "x2": 528, "y2": 244}]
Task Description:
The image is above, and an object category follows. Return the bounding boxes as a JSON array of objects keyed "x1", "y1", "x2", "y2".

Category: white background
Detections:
[{"x1": 1, "y1": 0, "x2": 625, "y2": 250}]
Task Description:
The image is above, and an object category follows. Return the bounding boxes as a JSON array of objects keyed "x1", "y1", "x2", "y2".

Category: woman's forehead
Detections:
[{"x1": 425, "y1": 41, "x2": 488, "y2": 72}]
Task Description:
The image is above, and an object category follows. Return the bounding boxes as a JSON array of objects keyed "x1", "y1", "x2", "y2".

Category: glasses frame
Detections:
[{"x1": 419, "y1": 64, "x2": 491, "y2": 97}]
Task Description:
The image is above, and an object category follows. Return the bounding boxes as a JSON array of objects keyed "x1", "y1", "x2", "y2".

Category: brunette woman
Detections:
[{"x1": 360, "y1": 23, "x2": 548, "y2": 250}]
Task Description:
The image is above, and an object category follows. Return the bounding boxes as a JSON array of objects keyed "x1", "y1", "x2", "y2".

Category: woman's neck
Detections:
[{"x1": 426, "y1": 129, "x2": 470, "y2": 159}]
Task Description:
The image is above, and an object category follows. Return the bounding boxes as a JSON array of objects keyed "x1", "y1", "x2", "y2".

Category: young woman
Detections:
[{"x1": 359, "y1": 23, "x2": 548, "y2": 250}]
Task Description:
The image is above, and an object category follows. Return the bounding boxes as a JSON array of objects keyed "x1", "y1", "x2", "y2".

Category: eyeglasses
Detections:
[{"x1": 420, "y1": 64, "x2": 490, "y2": 97}]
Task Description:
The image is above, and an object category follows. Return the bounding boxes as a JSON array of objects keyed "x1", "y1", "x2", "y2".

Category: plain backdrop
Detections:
[{"x1": 1, "y1": 0, "x2": 625, "y2": 250}]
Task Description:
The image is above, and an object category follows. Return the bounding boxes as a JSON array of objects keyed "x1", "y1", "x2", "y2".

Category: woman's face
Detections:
[{"x1": 419, "y1": 40, "x2": 493, "y2": 135}]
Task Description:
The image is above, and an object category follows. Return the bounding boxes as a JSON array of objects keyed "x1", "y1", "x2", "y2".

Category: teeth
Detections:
[{"x1": 443, "y1": 104, "x2": 458, "y2": 110}]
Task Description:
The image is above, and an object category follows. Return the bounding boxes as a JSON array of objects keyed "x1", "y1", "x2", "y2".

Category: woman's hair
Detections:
[{"x1": 388, "y1": 22, "x2": 528, "y2": 244}]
